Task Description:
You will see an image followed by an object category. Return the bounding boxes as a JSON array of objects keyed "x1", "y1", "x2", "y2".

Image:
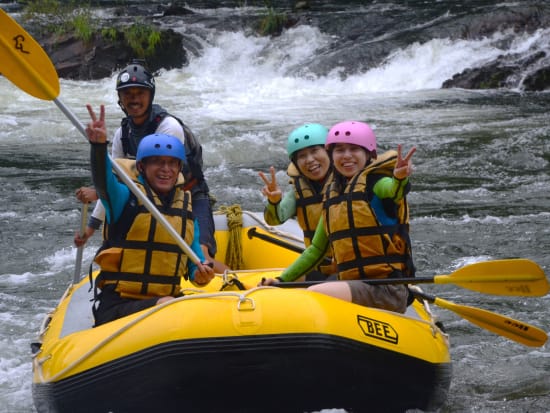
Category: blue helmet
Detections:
[{"x1": 136, "y1": 134, "x2": 186, "y2": 162}]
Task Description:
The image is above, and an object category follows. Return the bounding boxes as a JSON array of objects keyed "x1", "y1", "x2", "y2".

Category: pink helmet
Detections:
[{"x1": 326, "y1": 121, "x2": 376, "y2": 153}]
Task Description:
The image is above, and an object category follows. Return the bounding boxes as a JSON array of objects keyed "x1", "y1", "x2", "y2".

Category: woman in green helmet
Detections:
[{"x1": 258, "y1": 123, "x2": 335, "y2": 279}]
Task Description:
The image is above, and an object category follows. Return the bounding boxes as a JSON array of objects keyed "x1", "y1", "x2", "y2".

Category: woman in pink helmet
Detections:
[{"x1": 261, "y1": 121, "x2": 416, "y2": 314}]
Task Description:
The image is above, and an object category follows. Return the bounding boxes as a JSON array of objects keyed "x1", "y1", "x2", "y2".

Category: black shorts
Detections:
[{"x1": 93, "y1": 284, "x2": 159, "y2": 326}]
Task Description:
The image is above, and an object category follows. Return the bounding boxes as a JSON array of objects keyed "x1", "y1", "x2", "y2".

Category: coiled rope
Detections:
[{"x1": 218, "y1": 204, "x2": 244, "y2": 269}]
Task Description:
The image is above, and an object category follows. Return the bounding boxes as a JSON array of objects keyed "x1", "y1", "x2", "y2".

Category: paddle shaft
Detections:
[
  {"x1": 54, "y1": 100, "x2": 201, "y2": 265},
  {"x1": 73, "y1": 202, "x2": 88, "y2": 283},
  {"x1": 276, "y1": 276, "x2": 435, "y2": 288},
  {"x1": 247, "y1": 227, "x2": 332, "y2": 264}
]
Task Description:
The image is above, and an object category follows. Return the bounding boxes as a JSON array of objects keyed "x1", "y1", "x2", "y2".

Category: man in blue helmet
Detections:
[
  {"x1": 85, "y1": 104, "x2": 214, "y2": 326},
  {"x1": 75, "y1": 60, "x2": 227, "y2": 273}
]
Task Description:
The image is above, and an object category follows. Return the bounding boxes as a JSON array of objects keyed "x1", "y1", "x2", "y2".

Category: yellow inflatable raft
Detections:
[{"x1": 32, "y1": 209, "x2": 451, "y2": 413}]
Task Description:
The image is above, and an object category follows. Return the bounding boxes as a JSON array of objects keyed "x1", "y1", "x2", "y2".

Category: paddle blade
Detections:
[
  {"x1": 0, "y1": 9, "x2": 60, "y2": 100},
  {"x1": 437, "y1": 259, "x2": 549, "y2": 297},
  {"x1": 434, "y1": 297, "x2": 547, "y2": 347}
]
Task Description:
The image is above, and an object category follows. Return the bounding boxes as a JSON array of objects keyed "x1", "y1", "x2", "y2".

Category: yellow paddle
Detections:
[
  {"x1": 427, "y1": 258, "x2": 548, "y2": 296},
  {"x1": 0, "y1": 9, "x2": 200, "y2": 266},
  {"x1": 0, "y1": 9, "x2": 59, "y2": 100},
  {"x1": 274, "y1": 258, "x2": 548, "y2": 298},
  {"x1": 412, "y1": 290, "x2": 547, "y2": 347}
]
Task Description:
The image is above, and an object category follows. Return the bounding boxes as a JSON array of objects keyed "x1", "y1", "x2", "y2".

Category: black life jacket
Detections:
[{"x1": 120, "y1": 104, "x2": 209, "y2": 195}]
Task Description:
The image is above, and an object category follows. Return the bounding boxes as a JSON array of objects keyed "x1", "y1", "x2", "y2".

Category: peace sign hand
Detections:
[
  {"x1": 85, "y1": 104, "x2": 107, "y2": 144},
  {"x1": 258, "y1": 166, "x2": 283, "y2": 204},
  {"x1": 393, "y1": 144, "x2": 416, "y2": 180}
]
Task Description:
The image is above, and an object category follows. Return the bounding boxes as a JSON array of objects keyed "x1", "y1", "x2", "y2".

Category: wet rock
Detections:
[
  {"x1": 523, "y1": 66, "x2": 550, "y2": 91},
  {"x1": 42, "y1": 29, "x2": 186, "y2": 80},
  {"x1": 442, "y1": 50, "x2": 550, "y2": 91},
  {"x1": 163, "y1": 3, "x2": 195, "y2": 17},
  {"x1": 294, "y1": 1, "x2": 311, "y2": 11},
  {"x1": 457, "y1": 6, "x2": 550, "y2": 39},
  {"x1": 442, "y1": 64, "x2": 516, "y2": 90}
]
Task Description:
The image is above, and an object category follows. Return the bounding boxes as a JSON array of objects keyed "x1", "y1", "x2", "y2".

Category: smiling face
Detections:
[
  {"x1": 294, "y1": 145, "x2": 331, "y2": 181},
  {"x1": 118, "y1": 86, "x2": 152, "y2": 125},
  {"x1": 331, "y1": 143, "x2": 370, "y2": 178},
  {"x1": 139, "y1": 156, "x2": 181, "y2": 195}
]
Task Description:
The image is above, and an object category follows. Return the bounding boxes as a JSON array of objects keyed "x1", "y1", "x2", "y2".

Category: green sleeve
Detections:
[
  {"x1": 263, "y1": 190, "x2": 296, "y2": 225},
  {"x1": 373, "y1": 176, "x2": 409, "y2": 201},
  {"x1": 280, "y1": 218, "x2": 329, "y2": 282}
]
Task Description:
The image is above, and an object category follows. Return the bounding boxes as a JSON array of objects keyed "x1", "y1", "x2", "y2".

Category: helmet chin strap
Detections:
[
  {"x1": 117, "y1": 91, "x2": 129, "y2": 115},
  {"x1": 117, "y1": 99, "x2": 127, "y2": 115}
]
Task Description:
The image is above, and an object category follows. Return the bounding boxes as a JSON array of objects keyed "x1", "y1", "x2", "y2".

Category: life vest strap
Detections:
[
  {"x1": 111, "y1": 239, "x2": 184, "y2": 254},
  {"x1": 100, "y1": 271, "x2": 180, "y2": 286},
  {"x1": 329, "y1": 224, "x2": 397, "y2": 240}
]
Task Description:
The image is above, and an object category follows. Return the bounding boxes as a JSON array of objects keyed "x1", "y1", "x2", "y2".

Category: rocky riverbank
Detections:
[{"x1": 9, "y1": 1, "x2": 550, "y2": 91}]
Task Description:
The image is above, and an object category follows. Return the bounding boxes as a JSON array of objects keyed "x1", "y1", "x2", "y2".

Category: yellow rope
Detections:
[{"x1": 218, "y1": 204, "x2": 244, "y2": 270}]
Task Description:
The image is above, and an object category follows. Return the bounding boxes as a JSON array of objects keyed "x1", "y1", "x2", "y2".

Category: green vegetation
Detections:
[
  {"x1": 258, "y1": 5, "x2": 288, "y2": 36},
  {"x1": 22, "y1": 1, "x2": 162, "y2": 57},
  {"x1": 22, "y1": 0, "x2": 96, "y2": 41},
  {"x1": 101, "y1": 27, "x2": 118, "y2": 42},
  {"x1": 70, "y1": 11, "x2": 95, "y2": 42},
  {"x1": 237, "y1": 0, "x2": 289, "y2": 36},
  {"x1": 122, "y1": 20, "x2": 162, "y2": 58}
]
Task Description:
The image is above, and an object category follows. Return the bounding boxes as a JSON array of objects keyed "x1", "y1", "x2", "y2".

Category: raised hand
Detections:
[
  {"x1": 258, "y1": 166, "x2": 283, "y2": 204},
  {"x1": 393, "y1": 144, "x2": 416, "y2": 180},
  {"x1": 85, "y1": 104, "x2": 107, "y2": 143}
]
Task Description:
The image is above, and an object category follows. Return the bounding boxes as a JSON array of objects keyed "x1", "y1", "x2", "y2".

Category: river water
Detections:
[{"x1": 1, "y1": 2, "x2": 549, "y2": 412}]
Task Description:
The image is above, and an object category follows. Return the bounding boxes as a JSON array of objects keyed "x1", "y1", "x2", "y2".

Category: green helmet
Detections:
[{"x1": 286, "y1": 123, "x2": 329, "y2": 159}]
